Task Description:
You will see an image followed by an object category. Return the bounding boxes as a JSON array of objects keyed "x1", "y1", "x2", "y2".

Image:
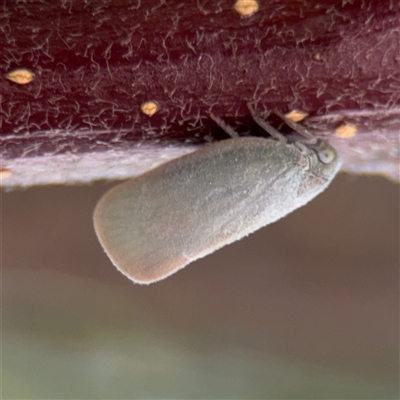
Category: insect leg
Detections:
[
  {"x1": 273, "y1": 109, "x2": 316, "y2": 143},
  {"x1": 210, "y1": 113, "x2": 239, "y2": 138},
  {"x1": 246, "y1": 103, "x2": 286, "y2": 142}
]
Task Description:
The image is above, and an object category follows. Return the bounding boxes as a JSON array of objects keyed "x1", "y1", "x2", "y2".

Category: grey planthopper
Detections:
[{"x1": 93, "y1": 104, "x2": 341, "y2": 284}]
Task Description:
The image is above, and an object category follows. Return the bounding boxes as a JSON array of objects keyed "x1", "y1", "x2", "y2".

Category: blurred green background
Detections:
[{"x1": 2, "y1": 173, "x2": 399, "y2": 399}]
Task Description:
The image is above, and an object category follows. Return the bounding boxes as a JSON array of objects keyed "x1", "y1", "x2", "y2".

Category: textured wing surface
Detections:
[{"x1": 94, "y1": 137, "x2": 302, "y2": 283}]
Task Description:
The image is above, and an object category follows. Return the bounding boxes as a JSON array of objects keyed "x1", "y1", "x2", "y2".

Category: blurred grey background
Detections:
[{"x1": 2, "y1": 173, "x2": 399, "y2": 399}]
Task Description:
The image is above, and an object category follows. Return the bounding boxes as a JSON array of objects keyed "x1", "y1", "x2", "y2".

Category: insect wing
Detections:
[{"x1": 93, "y1": 137, "x2": 304, "y2": 284}]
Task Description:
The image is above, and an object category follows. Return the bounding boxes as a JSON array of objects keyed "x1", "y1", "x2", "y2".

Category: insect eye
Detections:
[
  {"x1": 311, "y1": 139, "x2": 336, "y2": 164},
  {"x1": 317, "y1": 148, "x2": 336, "y2": 164}
]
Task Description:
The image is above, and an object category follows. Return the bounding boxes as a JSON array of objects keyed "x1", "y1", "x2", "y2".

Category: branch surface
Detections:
[{"x1": 1, "y1": 0, "x2": 399, "y2": 187}]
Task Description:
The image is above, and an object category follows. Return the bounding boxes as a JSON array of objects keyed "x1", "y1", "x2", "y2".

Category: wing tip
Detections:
[{"x1": 110, "y1": 255, "x2": 192, "y2": 285}]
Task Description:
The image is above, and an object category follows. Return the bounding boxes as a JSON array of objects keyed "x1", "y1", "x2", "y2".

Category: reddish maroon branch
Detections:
[{"x1": 1, "y1": 0, "x2": 399, "y2": 186}]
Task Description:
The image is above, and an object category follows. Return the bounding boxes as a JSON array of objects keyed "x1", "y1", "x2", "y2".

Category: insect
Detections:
[{"x1": 93, "y1": 104, "x2": 341, "y2": 284}]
